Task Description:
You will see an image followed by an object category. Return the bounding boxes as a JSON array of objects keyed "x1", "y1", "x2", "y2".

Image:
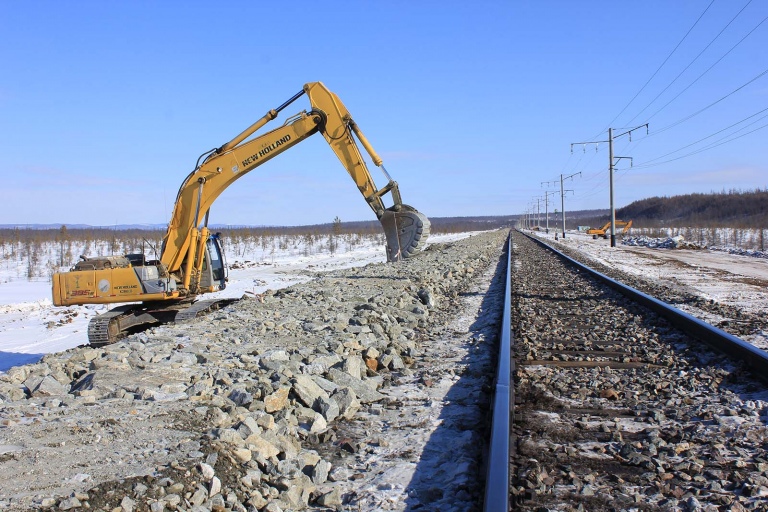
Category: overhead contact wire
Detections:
[
  {"x1": 650, "y1": 67, "x2": 768, "y2": 136},
  {"x1": 638, "y1": 106, "x2": 768, "y2": 166},
  {"x1": 599, "y1": 0, "x2": 717, "y2": 135},
  {"x1": 625, "y1": 0, "x2": 755, "y2": 126},
  {"x1": 636, "y1": 118, "x2": 768, "y2": 168},
  {"x1": 644, "y1": 13, "x2": 768, "y2": 124}
]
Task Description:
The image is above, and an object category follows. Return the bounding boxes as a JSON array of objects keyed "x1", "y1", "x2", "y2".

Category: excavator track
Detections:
[
  {"x1": 173, "y1": 298, "x2": 239, "y2": 322},
  {"x1": 86, "y1": 298, "x2": 238, "y2": 346},
  {"x1": 87, "y1": 305, "x2": 138, "y2": 346}
]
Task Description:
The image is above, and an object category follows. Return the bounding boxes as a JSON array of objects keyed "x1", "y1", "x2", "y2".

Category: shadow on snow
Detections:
[
  {"x1": 403, "y1": 241, "x2": 509, "y2": 510},
  {"x1": 1, "y1": 351, "x2": 45, "y2": 373}
]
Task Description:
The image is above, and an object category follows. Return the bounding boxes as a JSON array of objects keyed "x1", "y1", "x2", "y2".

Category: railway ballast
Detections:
[{"x1": 507, "y1": 231, "x2": 768, "y2": 511}]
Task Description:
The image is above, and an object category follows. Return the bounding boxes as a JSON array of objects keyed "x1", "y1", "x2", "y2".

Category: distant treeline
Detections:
[
  {"x1": 0, "y1": 216, "x2": 520, "y2": 279},
  {"x1": 572, "y1": 189, "x2": 767, "y2": 230},
  {"x1": 6, "y1": 189, "x2": 765, "y2": 254},
  {"x1": 309, "y1": 215, "x2": 517, "y2": 235},
  {"x1": 0, "y1": 216, "x2": 515, "y2": 261}
]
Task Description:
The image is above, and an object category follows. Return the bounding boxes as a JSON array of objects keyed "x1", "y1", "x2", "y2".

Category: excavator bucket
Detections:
[{"x1": 380, "y1": 205, "x2": 431, "y2": 262}]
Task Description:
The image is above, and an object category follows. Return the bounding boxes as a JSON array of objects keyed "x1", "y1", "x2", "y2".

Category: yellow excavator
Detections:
[
  {"x1": 52, "y1": 82, "x2": 430, "y2": 345},
  {"x1": 587, "y1": 220, "x2": 632, "y2": 239}
]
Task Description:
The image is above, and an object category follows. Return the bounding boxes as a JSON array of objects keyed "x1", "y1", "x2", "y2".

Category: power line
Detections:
[
  {"x1": 574, "y1": 1, "x2": 765, "y2": 199},
  {"x1": 643, "y1": 13, "x2": 768, "y2": 123},
  {"x1": 638, "y1": 105, "x2": 768, "y2": 166},
  {"x1": 636, "y1": 119, "x2": 768, "y2": 168},
  {"x1": 599, "y1": 0, "x2": 717, "y2": 135},
  {"x1": 570, "y1": 125, "x2": 646, "y2": 247},
  {"x1": 624, "y1": 0, "x2": 755, "y2": 126},
  {"x1": 584, "y1": 0, "x2": 716, "y2": 142},
  {"x1": 568, "y1": 135, "x2": 638, "y2": 204},
  {"x1": 649, "y1": 66, "x2": 768, "y2": 136},
  {"x1": 573, "y1": 178, "x2": 607, "y2": 201},
  {"x1": 696, "y1": 121, "x2": 768, "y2": 151}
]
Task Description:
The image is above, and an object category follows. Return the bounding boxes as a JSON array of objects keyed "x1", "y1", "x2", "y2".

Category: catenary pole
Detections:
[
  {"x1": 609, "y1": 128, "x2": 616, "y2": 247},
  {"x1": 570, "y1": 124, "x2": 646, "y2": 248},
  {"x1": 560, "y1": 171, "x2": 580, "y2": 238},
  {"x1": 543, "y1": 191, "x2": 556, "y2": 234},
  {"x1": 537, "y1": 199, "x2": 540, "y2": 230},
  {"x1": 561, "y1": 174, "x2": 565, "y2": 237}
]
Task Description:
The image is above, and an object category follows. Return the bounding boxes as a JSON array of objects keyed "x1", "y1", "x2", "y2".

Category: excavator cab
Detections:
[{"x1": 199, "y1": 233, "x2": 227, "y2": 292}]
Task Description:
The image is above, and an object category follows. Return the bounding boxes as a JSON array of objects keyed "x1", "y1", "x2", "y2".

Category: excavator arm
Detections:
[
  {"x1": 304, "y1": 83, "x2": 428, "y2": 262},
  {"x1": 161, "y1": 82, "x2": 429, "y2": 293}
]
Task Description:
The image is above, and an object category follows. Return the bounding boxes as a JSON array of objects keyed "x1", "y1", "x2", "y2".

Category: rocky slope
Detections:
[{"x1": 0, "y1": 230, "x2": 509, "y2": 511}]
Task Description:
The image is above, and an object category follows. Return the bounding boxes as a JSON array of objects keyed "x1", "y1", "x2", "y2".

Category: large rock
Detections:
[
  {"x1": 342, "y1": 355, "x2": 365, "y2": 379},
  {"x1": 245, "y1": 433, "x2": 280, "y2": 459},
  {"x1": 326, "y1": 368, "x2": 383, "y2": 403},
  {"x1": 264, "y1": 387, "x2": 290, "y2": 413},
  {"x1": 28, "y1": 375, "x2": 67, "y2": 397},
  {"x1": 332, "y1": 387, "x2": 362, "y2": 419},
  {"x1": 291, "y1": 375, "x2": 329, "y2": 409},
  {"x1": 316, "y1": 395, "x2": 340, "y2": 422}
]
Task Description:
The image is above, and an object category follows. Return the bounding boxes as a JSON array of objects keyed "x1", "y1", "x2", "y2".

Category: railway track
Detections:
[{"x1": 486, "y1": 231, "x2": 768, "y2": 511}]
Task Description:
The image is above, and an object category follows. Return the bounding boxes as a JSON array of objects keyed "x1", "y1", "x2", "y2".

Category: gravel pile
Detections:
[
  {"x1": 0, "y1": 230, "x2": 507, "y2": 511},
  {"x1": 622, "y1": 236, "x2": 768, "y2": 259},
  {"x1": 708, "y1": 247, "x2": 768, "y2": 260},
  {"x1": 622, "y1": 235, "x2": 701, "y2": 250}
]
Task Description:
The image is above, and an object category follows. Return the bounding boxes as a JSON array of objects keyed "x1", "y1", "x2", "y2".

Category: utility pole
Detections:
[
  {"x1": 542, "y1": 191, "x2": 557, "y2": 234},
  {"x1": 530, "y1": 204, "x2": 536, "y2": 230},
  {"x1": 536, "y1": 199, "x2": 541, "y2": 230},
  {"x1": 540, "y1": 181, "x2": 558, "y2": 235},
  {"x1": 571, "y1": 124, "x2": 647, "y2": 247},
  {"x1": 560, "y1": 171, "x2": 580, "y2": 238},
  {"x1": 608, "y1": 128, "x2": 617, "y2": 248}
]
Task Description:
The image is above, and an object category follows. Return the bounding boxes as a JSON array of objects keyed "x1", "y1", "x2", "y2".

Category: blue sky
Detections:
[{"x1": 2, "y1": 1, "x2": 766, "y2": 226}]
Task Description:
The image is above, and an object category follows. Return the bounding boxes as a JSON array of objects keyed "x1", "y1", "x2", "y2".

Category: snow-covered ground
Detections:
[
  {"x1": 0, "y1": 233, "x2": 469, "y2": 372},
  {"x1": 3, "y1": 228, "x2": 768, "y2": 373}
]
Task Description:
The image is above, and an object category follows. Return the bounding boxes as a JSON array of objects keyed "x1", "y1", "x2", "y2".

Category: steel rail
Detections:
[
  {"x1": 522, "y1": 230, "x2": 768, "y2": 378},
  {"x1": 483, "y1": 233, "x2": 513, "y2": 511}
]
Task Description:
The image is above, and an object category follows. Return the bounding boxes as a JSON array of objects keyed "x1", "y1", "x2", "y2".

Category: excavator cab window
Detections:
[{"x1": 207, "y1": 235, "x2": 226, "y2": 286}]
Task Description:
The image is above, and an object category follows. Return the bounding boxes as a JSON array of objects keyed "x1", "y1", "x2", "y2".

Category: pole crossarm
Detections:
[
  {"x1": 570, "y1": 140, "x2": 607, "y2": 152},
  {"x1": 541, "y1": 190, "x2": 557, "y2": 233},
  {"x1": 558, "y1": 171, "x2": 580, "y2": 239},
  {"x1": 569, "y1": 124, "x2": 647, "y2": 247},
  {"x1": 613, "y1": 123, "x2": 649, "y2": 141},
  {"x1": 570, "y1": 124, "x2": 647, "y2": 152},
  {"x1": 563, "y1": 171, "x2": 581, "y2": 181}
]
